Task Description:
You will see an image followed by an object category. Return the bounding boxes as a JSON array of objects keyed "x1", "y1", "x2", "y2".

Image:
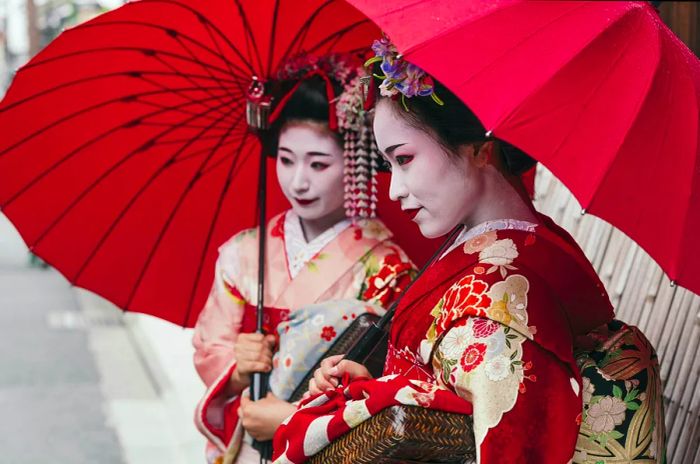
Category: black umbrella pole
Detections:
[{"x1": 252, "y1": 147, "x2": 272, "y2": 461}]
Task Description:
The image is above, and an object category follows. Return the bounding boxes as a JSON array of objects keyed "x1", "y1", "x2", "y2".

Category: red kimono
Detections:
[{"x1": 273, "y1": 216, "x2": 615, "y2": 463}]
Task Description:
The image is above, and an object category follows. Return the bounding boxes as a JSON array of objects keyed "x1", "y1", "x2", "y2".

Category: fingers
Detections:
[
  {"x1": 308, "y1": 378, "x2": 321, "y2": 396},
  {"x1": 333, "y1": 360, "x2": 372, "y2": 380},
  {"x1": 334, "y1": 360, "x2": 370, "y2": 378},
  {"x1": 320, "y1": 354, "x2": 345, "y2": 369},
  {"x1": 312, "y1": 365, "x2": 338, "y2": 393},
  {"x1": 234, "y1": 334, "x2": 275, "y2": 376}
]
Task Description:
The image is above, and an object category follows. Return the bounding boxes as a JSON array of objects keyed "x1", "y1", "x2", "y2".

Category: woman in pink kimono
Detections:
[{"x1": 192, "y1": 54, "x2": 415, "y2": 464}]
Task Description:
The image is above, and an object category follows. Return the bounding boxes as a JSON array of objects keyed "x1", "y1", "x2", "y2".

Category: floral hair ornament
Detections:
[
  {"x1": 245, "y1": 52, "x2": 380, "y2": 218},
  {"x1": 365, "y1": 37, "x2": 444, "y2": 111}
]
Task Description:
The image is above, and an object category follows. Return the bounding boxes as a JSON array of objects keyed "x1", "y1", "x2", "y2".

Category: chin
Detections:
[
  {"x1": 291, "y1": 207, "x2": 320, "y2": 220},
  {"x1": 417, "y1": 220, "x2": 455, "y2": 239}
]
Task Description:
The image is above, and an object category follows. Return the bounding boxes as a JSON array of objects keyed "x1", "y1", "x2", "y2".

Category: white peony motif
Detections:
[
  {"x1": 440, "y1": 325, "x2": 472, "y2": 358},
  {"x1": 484, "y1": 355, "x2": 511, "y2": 382},
  {"x1": 479, "y1": 239, "x2": 518, "y2": 266}
]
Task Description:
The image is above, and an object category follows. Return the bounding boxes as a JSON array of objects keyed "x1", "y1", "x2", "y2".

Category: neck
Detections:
[
  {"x1": 463, "y1": 172, "x2": 538, "y2": 230},
  {"x1": 299, "y1": 208, "x2": 346, "y2": 242}
]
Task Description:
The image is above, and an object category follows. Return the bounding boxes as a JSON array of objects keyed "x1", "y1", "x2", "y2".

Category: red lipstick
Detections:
[
  {"x1": 295, "y1": 198, "x2": 318, "y2": 206},
  {"x1": 403, "y1": 208, "x2": 421, "y2": 220}
]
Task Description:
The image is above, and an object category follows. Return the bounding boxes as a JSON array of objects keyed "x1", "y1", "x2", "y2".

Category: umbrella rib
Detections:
[
  {"x1": 447, "y1": 2, "x2": 597, "y2": 97},
  {"x1": 21, "y1": 46, "x2": 242, "y2": 83},
  {"x1": 587, "y1": 33, "x2": 684, "y2": 277},
  {"x1": 149, "y1": 53, "x2": 235, "y2": 110},
  {"x1": 232, "y1": 0, "x2": 265, "y2": 74},
  {"x1": 0, "y1": 83, "x2": 232, "y2": 160},
  {"x1": 182, "y1": 132, "x2": 255, "y2": 326},
  {"x1": 140, "y1": 0, "x2": 256, "y2": 74},
  {"x1": 1, "y1": 70, "x2": 234, "y2": 116},
  {"x1": 278, "y1": 0, "x2": 336, "y2": 65},
  {"x1": 139, "y1": 121, "x2": 237, "y2": 132},
  {"x1": 517, "y1": 12, "x2": 645, "y2": 170},
  {"x1": 169, "y1": 134, "x2": 246, "y2": 167},
  {"x1": 125, "y1": 73, "x2": 235, "y2": 120},
  {"x1": 70, "y1": 18, "x2": 253, "y2": 77},
  {"x1": 147, "y1": 130, "x2": 244, "y2": 145},
  {"x1": 198, "y1": 18, "x2": 244, "y2": 90},
  {"x1": 68, "y1": 96, "x2": 242, "y2": 284},
  {"x1": 266, "y1": 0, "x2": 282, "y2": 77},
  {"x1": 165, "y1": 35, "x2": 236, "y2": 101},
  {"x1": 193, "y1": 136, "x2": 251, "y2": 176},
  {"x1": 134, "y1": 96, "x2": 232, "y2": 125},
  {"x1": 2, "y1": 90, "x2": 237, "y2": 207},
  {"x1": 121, "y1": 109, "x2": 247, "y2": 308}
]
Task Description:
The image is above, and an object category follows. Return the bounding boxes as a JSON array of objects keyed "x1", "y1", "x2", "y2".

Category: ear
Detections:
[{"x1": 460, "y1": 141, "x2": 493, "y2": 168}]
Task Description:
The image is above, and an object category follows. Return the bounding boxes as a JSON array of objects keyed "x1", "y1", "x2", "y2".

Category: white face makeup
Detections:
[
  {"x1": 373, "y1": 100, "x2": 484, "y2": 238},
  {"x1": 275, "y1": 122, "x2": 345, "y2": 227}
]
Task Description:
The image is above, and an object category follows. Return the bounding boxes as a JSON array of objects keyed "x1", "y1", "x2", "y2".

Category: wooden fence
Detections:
[{"x1": 534, "y1": 167, "x2": 700, "y2": 463}]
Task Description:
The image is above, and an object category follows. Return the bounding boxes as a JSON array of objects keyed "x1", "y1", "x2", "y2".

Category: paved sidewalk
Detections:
[{"x1": 0, "y1": 214, "x2": 206, "y2": 463}]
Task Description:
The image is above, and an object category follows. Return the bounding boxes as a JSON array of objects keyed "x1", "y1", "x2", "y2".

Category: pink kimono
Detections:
[{"x1": 192, "y1": 210, "x2": 414, "y2": 463}]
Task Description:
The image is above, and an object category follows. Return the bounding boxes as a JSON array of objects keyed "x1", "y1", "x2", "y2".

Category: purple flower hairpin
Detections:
[{"x1": 365, "y1": 37, "x2": 444, "y2": 110}]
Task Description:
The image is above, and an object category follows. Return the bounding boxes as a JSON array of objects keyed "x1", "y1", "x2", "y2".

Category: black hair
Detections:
[
  {"x1": 372, "y1": 63, "x2": 536, "y2": 176},
  {"x1": 261, "y1": 75, "x2": 343, "y2": 156}
]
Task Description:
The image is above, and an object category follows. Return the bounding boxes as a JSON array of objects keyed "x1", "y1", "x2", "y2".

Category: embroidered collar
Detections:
[
  {"x1": 440, "y1": 218, "x2": 538, "y2": 260},
  {"x1": 284, "y1": 210, "x2": 351, "y2": 278}
]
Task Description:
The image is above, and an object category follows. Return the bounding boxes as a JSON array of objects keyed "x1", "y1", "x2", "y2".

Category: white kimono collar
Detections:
[
  {"x1": 440, "y1": 218, "x2": 538, "y2": 260},
  {"x1": 284, "y1": 210, "x2": 352, "y2": 278}
]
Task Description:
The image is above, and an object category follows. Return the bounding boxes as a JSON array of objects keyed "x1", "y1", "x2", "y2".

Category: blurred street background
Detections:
[{"x1": 1, "y1": 6, "x2": 206, "y2": 463}]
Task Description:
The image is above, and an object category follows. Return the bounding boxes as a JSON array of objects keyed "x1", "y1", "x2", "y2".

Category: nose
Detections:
[
  {"x1": 290, "y1": 165, "x2": 310, "y2": 193},
  {"x1": 388, "y1": 169, "x2": 408, "y2": 202}
]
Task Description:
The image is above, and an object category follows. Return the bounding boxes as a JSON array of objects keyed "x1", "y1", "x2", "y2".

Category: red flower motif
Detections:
[
  {"x1": 435, "y1": 275, "x2": 491, "y2": 337},
  {"x1": 459, "y1": 342, "x2": 487, "y2": 373},
  {"x1": 321, "y1": 326, "x2": 337, "y2": 342},
  {"x1": 354, "y1": 228, "x2": 363, "y2": 240},
  {"x1": 271, "y1": 214, "x2": 285, "y2": 238},
  {"x1": 362, "y1": 252, "x2": 414, "y2": 306},
  {"x1": 471, "y1": 318, "x2": 500, "y2": 338}
]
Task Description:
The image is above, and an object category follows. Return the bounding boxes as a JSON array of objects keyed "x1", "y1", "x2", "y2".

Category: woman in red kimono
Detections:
[
  {"x1": 272, "y1": 40, "x2": 666, "y2": 463},
  {"x1": 192, "y1": 54, "x2": 415, "y2": 464}
]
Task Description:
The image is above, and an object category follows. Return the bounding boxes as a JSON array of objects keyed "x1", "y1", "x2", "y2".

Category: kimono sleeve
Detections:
[
  {"x1": 361, "y1": 242, "x2": 415, "y2": 308},
  {"x1": 430, "y1": 284, "x2": 582, "y2": 463},
  {"x1": 192, "y1": 251, "x2": 245, "y2": 387},
  {"x1": 192, "y1": 240, "x2": 248, "y2": 452}
]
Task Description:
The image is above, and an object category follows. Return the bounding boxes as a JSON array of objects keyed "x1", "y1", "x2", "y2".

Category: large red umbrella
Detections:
[
  {"x1": 348, "y1": 0, "x2": 700, "y2": 294},
  {"x1": 0, "y1": 0, "x2": 433, "y2": 328}
]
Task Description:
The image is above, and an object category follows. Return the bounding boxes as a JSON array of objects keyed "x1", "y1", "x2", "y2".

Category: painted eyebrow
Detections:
[
  {"x1": 278, "y1": 147, "x2": 331, "y2": 157},
  {"x1": 382, "y1": 143, "x2": 407, "y2": 157}
]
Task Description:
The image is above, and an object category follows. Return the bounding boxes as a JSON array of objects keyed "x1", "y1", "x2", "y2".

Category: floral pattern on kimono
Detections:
[
  {"x1": 273, "y1": 215, "x2": 619, "y2": 464},
  {"x1": 192, "y1": 210, "x2": 414, "y2": 463},
  {"x1": 573, "y1": 320, "x2": 666, "y2": 463}
]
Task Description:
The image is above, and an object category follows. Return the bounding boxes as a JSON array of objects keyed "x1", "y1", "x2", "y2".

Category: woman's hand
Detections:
[
  {"x1": 228, "y1": 333, "x2": 276, "y2": 393},
  {"x1": 307, "y1": 354, "x2": 371, "y2": 396},
  {"x1": 239, "y1": 393, "x2": 297, "y2": 441}
]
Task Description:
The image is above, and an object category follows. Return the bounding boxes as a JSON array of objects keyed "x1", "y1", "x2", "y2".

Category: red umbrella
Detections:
[
  {"x1": 0, "y1": 0, "x2": 434, "y2": 328},
  {"x1": 348, "y1": 0, "x2": 700, "y2": 294}
]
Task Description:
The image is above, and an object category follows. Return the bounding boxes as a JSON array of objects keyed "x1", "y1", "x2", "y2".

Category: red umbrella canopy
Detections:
[
  {"x1": 348, "y1": 0, "x2": 700, "y2": 294},
  {"x1": 0, "y1": 0, "x2": 433, "y2": 327}
]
